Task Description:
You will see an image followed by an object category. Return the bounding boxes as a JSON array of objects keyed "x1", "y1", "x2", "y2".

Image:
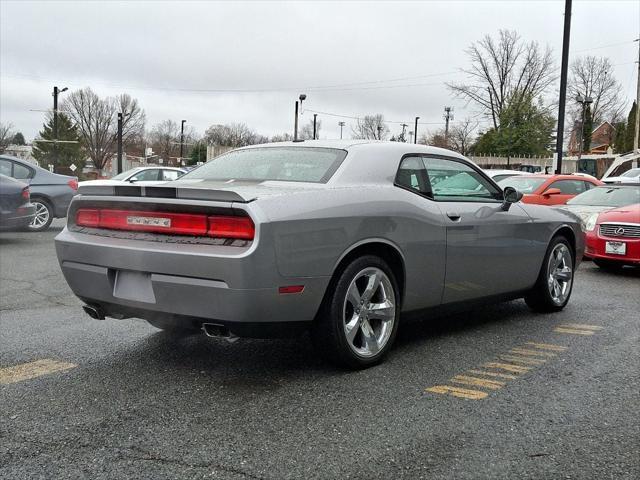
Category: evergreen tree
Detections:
[
  {"x1": 581, "y1": 104, "x2": 593, "y2": 153},
  {"x1": 624, "y1": 102, "x2": 637, "y2": 153},
  {"x1": 32, "y1": 113, "x2": 85, "y2": 170},
  {"x1": 188, "y1": 141, "x2": 207, "y2": 166},
  {"x1": 12, "y1": 132, "x2": 26, "y2": 145},
  {"x1": 613, "y1": 122, "x2": 626, "y2": 154}
]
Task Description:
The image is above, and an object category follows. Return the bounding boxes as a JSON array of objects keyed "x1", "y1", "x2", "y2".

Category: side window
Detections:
[
  {"x1": 162, "y1": 170, "x2": 180, "y2": 181},
  {"x1": 425, "y1": 157, "x2": 501, "y2": 202},
  {"x1": 0, "y1": 159, "x2": 11, "y2": 176},
  {"x1": 13, "y1": 163, "x2": 33, "y2": 180},
  {"x1": 132, "y1": 169, "x2": 160, "y2": 181},
  {"x1": 395, "y1": 156, "x2": 431, "y2": 196},
  {"x1": 549, "y1": 180, "x2": 586, "y2": 195}
]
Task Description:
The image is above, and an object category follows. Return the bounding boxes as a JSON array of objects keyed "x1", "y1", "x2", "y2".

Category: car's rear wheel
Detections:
[
  {"x1": 593, "y1": 258, "x2": 625, "y2": 272},
  {"x1": 28, "y1": 198, "x2": 53, "y2": 232},
  {"x1": 312, "y1": 255, "x2": 400, "y2": 369},
  {"x1": 525, "y1": 235, "x2": 574, "y2": 313}
]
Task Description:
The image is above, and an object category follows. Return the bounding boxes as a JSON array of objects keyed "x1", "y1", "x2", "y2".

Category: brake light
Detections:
[
  {"x1": 75, "y1": 209, "x2": 254, "y2": 240},
  {"x1": 68, "y1": 179, "x2": 78, "y2": 190},
  {"x1": 21, "y1": 186, "x2": 30, "y2": 201}
]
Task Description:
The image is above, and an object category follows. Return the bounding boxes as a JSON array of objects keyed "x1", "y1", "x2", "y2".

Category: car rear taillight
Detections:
[
  {"x1": 21, "y1": 186, "x2": 30, "y2": 201},
  {"x1": 68, "y1": 179, "x2": 78, "y2": 190},
  {"x1": 75, "y1": 209, "x2": 254, "y2": 240}
]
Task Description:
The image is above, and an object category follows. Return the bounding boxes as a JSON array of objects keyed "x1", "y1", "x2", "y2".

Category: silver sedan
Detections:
[{"x1": 55, "y1": 141, "x2": 583, "y2": 368}]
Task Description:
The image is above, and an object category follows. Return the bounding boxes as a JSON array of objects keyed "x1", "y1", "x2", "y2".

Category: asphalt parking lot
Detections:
[{"x1": 1, "y1": 220, "x2": 639, "y2": 479}]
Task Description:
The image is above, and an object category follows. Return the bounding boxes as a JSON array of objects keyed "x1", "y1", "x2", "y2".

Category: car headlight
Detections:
[{"x1": 583, "y1": 213, "x2": 599, "y2": 232}]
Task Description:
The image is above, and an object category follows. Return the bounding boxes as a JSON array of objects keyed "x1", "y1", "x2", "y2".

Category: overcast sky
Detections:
[{"x1": 1, "y1": 0, "x2": 638, "y2": 142}]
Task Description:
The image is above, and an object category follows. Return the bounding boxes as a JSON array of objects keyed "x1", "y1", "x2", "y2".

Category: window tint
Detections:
[
  {"x1": 425, "y1": 158, "x2": 500, "y2": 202},
  {"x1": 13, "y1": 163, "x2": 33, "y2": 180},
  {"x1": 162, "y1": 170, "x2": 181, "y2": 181},
  {"x1": 0, "y1": 159, "x2": 11, "y2": 176},
  {"x1": 395, "y1": 156, "x2": 431, "y2": 196},
  {"x1": 132, "y1": 169, "x2": 160, "y2": 181},
  {"x1": 549, "y1": 180, "x2": 587, "y2": 195}
]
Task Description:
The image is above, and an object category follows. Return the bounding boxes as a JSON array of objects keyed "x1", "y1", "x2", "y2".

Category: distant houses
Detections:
[{"x1": 568, "y1": 121, "x2": 616, "y2": 156}]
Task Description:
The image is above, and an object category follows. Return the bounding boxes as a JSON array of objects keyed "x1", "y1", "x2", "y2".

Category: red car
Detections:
[
  {"x1": 497, "y1": 174, "x2": 603, "y2": 206},
  {"x1": 584, "y1": 204, "x2": 640, "y2": 270}
]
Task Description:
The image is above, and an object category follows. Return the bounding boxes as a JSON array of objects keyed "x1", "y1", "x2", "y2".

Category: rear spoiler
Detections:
[{"x1": 77, "y1": 184, "x2": 253, "y2": 203}]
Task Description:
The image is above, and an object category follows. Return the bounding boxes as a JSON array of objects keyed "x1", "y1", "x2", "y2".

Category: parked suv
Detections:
[{"x1": 0, "y1": 155, "x2": 78, "y2": 231}]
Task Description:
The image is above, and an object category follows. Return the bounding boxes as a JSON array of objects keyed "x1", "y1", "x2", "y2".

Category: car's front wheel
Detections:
[
  {"x1": 28, "y1": 198, "x2": 53, "y2": 232},
  {"x1": 525, "y1": 235, "x2": 574, "y2": 312},
  {"x1": 312, "y1": 255, "x2": 400, "y2": 369}
]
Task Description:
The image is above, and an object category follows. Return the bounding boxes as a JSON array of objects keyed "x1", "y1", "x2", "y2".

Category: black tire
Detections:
[
  {"x1": 27, "y1": 198, "x2": 54, "y2": 232},
  {"x1": 146, "y1": 318, "x2": 199, "y2": 335},
  {"x1": 311, "y1": 255, "x2": 400, "y2": 369},
  {"x1": 525, "y1": 235, "x2": 575, "y2": 313},
  {"x1": 593, "y1": 258, "x2": 625, "y2": 272}
]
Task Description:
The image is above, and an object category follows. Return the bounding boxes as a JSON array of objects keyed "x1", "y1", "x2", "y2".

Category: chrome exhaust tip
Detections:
[
  {"x1": 201, "y1": 323, "x2": 230, "y2": 338},
  {"x1": 82, "y1": 304, "x2": 105, "y2": 320}
]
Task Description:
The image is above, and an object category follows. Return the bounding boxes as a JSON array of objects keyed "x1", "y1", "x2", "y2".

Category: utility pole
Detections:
[
  {"x1": 555, "y1": 0, "x2": 572, "y2": 174},
  {"x1": 338, "y1": 121, "x2": 345, "y2": 139},
  {"x1": 414, "y1": 116, "x2": 419, "y2": 144},
  {"x1": 576, "y1": 95, "x2": 593, "y2": 160},
  {"x1": 377, "y1": 125, "x2": 383, "y2": 140},
  {"x1": 401, "y1": 123, "x2": 408, "y2": 142},
  {"x1": 117, "y1": 113, "x2": 123, "y2": 174},
  {"x1": 443, "y1": 107, "x2": 453, "y2": 146},
  {"x1": 634, "y1": 38, "x2": 639, "y2": 154},
  {"x1": 52, "y1": 86, "x2": 67, "y2": 170},
  {"x1": 180, "y1": 120, "x2": 186, "y2": 164},
  {"x1": 408, "y1": 131, "x2": 414, "y2": 144},
  {"x1": 313, "y1": 114, "x2": 317, "y2": 140}
]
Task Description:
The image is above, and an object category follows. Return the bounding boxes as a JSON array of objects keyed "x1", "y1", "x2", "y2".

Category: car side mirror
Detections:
[
  {"x1": 502, "y1": 186, "x2": 523, "y2": 211},
  {"x1": 129, "y1": 176, "x2": 139, "y2": 183},
  {"x1": 542, "y1": 188, "x2": 561, "y2": 196}
]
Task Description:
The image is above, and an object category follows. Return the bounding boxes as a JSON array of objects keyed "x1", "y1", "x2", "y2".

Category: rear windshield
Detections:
[
  {"x1": 497, "y1": 176, "x2": 547, "y2": 193},
  {"x1": 180, "y1": 147, "x2": 347, "y2": 183},
  {"x1": 567, "y1": 186, "x2": 640, "y2": 207}
]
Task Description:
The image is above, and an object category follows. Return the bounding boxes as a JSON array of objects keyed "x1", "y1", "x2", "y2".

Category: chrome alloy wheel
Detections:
[
  {"x1": 547, "y1": 243, "x2": 573, "y2": 305},
  {"x1": 29, "y1": 201, "x2": 50, "y2": 230},
  {"x1": 343, "y1": 267, "x2": 396, "y2": 358}
]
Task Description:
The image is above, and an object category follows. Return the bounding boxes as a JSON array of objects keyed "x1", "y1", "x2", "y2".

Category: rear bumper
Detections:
[
  {"x1": 0, "y1": 205, "x2": 36, "y2": 230},
  {"x1": 55, "y1": 228, "x2": 330, "y2": 329}
]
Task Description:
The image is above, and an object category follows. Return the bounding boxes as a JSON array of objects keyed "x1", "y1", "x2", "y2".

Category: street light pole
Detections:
[
  {"x1": 576, "y1": 95, "x2": 593, "y2": 160},
  {"x1": 338, "y1": 121, "x2": 345, "y2": 139},
  {"x1": 313, "y1": 114, "x2": 317, "y2": 140},
  {"x1": 180, "y1": 120, "x2": 186, "y2": 164},
  {"x1": 294, "y1": 94, "x2": 306, "y2": 141},
  {"x1": 414, "y1": 117, "x2": 420, "y2": 144},
  {"x1": 117, "y1": 113, "x2": 123, "y2": 174},
  {"x1": 555, "y1": 0, "x2": 572, "y2": 174},
  {"x1": 52, "y1": 86, "x2": 68, "y2": 170}
]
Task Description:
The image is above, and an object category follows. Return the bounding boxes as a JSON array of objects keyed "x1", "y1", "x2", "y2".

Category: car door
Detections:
[
  {"x1": 544, "y1": 179, "x2": 588, "y2": 205},
  {"x1": 424, "y1": 156, "x2": 536, "y2": 304}
]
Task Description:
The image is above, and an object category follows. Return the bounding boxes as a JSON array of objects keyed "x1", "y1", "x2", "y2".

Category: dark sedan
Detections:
[
  {"x1": 0, "y1": 155, "x2": 78, "y2": 231},
  {"x1": 0, "y1": 174, "x2": 35, "y2": 230}
]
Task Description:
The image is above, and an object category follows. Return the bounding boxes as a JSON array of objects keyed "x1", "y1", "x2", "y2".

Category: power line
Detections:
[{"x1": 304, "y1": 108, "x2": 453, "y2": 126}]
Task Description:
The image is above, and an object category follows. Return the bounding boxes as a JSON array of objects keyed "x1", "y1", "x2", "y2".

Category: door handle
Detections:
[{"x1": 446, "y1": 211, "x2": 461, "y2": 221}]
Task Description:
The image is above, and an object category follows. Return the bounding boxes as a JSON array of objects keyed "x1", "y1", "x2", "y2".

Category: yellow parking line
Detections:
[
  {"x1": 451, "y1": 375, "x2": 505, "y2": 390},
  {"x1": 468, "y1": 369, "x2": 518, "y2": 380},
  {"x1": 554, "y1": 327, "x2": 594, "y2": 335},
  {"x1": 483, "y1": 362, "x2": 531, "y2": 374},
  {"x1": 0, "y1": 359, "x2": 77, "y2": 385},
  {"x1": 500, "y1": 355, "x2": 546, "y2": 366},
  {"x1": 509, "y1": 348, "x2": 557, "y2": 358},
  {"x1": 525, "y1": 342, "x2": 568, "y2": 351},
  {"x1": 561, "y1": 323, "x2": 603, "y2": 331},
  {"x1": 425, "y1": 385, "x2": 488, "y2": 400}
]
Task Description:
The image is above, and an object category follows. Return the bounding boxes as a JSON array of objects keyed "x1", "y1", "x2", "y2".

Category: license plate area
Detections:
[
  {"x1": 605, "y1": 241, "x2": 626, "y2": 256},
  {"x1": 113, "y1": 270, "x2": 156, "y2": 303}
]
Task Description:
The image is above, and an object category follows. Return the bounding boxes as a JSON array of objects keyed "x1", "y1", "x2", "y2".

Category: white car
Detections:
[
  {"x1": 484, "y1": 169, "x2": 531, "y2": 183},
  {"x1": 602, "y1": 168, "x2": 640, "y2": 184},
  {"x1": 79, "y1": 167, "x2": 187, "y2": 187}
]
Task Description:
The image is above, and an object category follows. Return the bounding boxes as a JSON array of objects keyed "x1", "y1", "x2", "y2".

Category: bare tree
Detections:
[
  {"x1": 204, "y1": 123, "x2": 260, "y2": 147},
  {"x1": 0, "y1": 122, "x2": 15, "y2": 153},
  {"x1": 448, "y1": 30, "x2": 556, "y2": 129},
  {"x1": 62, "y1": 88, "x2": 146, "y2": 174},
  {"x1": 568, "y1": 56, "x2": 626, "y2": 126},
  {"x1": 300, "y1": 118, "x2": 321, "y2": 140},
  {"x1": 419, "y1": 130, "x2": 448, "y2": 149},
  {"x1": 149, "y1": 120, "x2": 179, "y2": 160},
  {"x1": 351, "y1": 114, "x2": 390, "y2": 140},
  {"x1": 270, "y1": 132, "x2": 293, "y2": 142},
  {"x1": 448, "y1": 118, "x2": 478, "y2": 155}
]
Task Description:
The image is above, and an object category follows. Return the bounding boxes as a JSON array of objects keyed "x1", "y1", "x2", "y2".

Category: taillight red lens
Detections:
[
  {"x1": 68, "y1": 179, "x2": 78, "y2": 190},
  {"x1": 207, "y1": 215, "x2": 255, "y2": 240},
  {"x1": 21, "y1": 187, "x2": 30, "y2": 201},
  {"x1": 75, "y1": 209, "x2": 254, "y2": 240}
]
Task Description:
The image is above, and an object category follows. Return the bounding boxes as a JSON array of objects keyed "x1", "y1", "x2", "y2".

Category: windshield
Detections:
[
  {"x1": 111, "y1": 168, "x2": 140, "y2": 181},
  {"x1": 179, "y1": 147, "x2": 347, "y2": 183},
  {"x1": 497, "y1": 176, "x2": 547, "y2": 193},
  {"x1": 567, "y1": 186, "x2": 640, "y2": 207},
  {"x1": 621, "y1": 169, "x2": 640, "y2": 178}
]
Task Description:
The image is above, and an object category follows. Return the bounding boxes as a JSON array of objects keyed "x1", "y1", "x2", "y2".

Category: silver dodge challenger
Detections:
[{"x1": 55, "y1": 141, "x2": 583, "y2": 368}]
